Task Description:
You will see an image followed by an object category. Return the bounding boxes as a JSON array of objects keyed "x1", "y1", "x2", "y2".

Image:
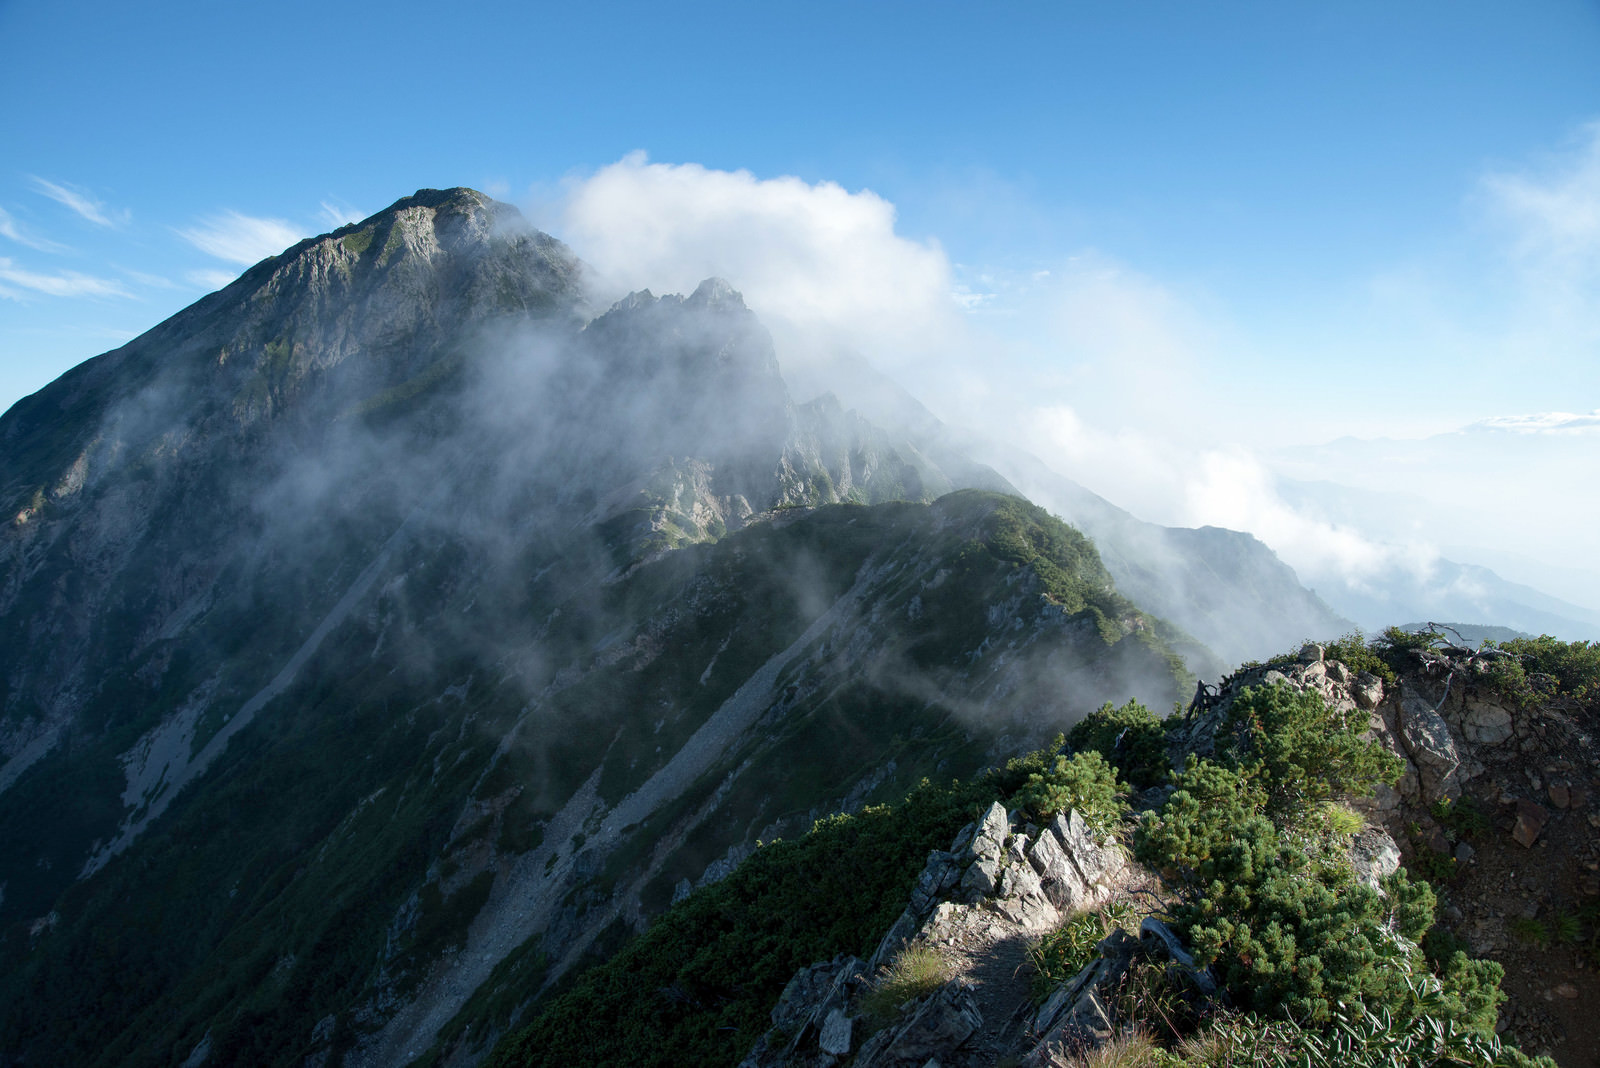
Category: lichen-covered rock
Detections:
[
  {"x1": 740, "y1": 954, "x2": 866, "y2": 1068},
  {"x1": 998, "y1": 858, "x2": 1044, "y2": 903},
  {"x1": 959, "y1": 854, "x2": 1001, "y2": 900},
  {"x1": 1461, "y1": 697, "x2": 1514, "y2": 746},
  {"x1": 1051, "y1": 810, "x2": 1122, "y2": 901},
  {"x1": 868, "y1": 910, "x2": 920, "y2": 974},
  {"x1": 1349, "y1": 826, "x2": 1402, "y2": 887},
  {"x1": 962, "y1": 802, "x2": 1009, "y2": 865},
  {"x1": 1024, "y1": 930, "x2": 1138, "y2": 1065},
  {"x1": 908, "y1": 851, "x2": 961, "y2": 916},
  {"x1": 817, "y1": 1008, "x2": 852, "y2": 1057}
]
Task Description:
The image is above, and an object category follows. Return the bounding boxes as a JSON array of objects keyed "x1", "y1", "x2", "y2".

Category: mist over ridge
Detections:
[
  {"x1": 0, "y1": 182, "x2": 1589, "y2": 1067},
  {"x1": 0, "y1": 187, "x2": 1211, "y2": 1067}
]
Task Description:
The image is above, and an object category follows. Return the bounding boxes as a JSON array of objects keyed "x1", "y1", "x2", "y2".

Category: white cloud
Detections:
[
  {"x1": 0, "y1": 257, "x2": 132, "y2": 299},
  {"x1": 0, "y1": 206, "x2": 69, "y2": 253},
  {"x1": 1014, "y1": 403, "x2": 1433, "y2": 596},
  {"x1": 319, "y1": 200, "x2": 364, "y2": 229},
  {"x1": 1478, "y1": 121, "x2": 1600, "y2": 355},
  {"x1": 178, "y1": 211, "x2": 306, "y2": 266},
  {"x1": 1467, "y1": 409, "x2": 1600, "y2": 434},
  {"x1": 115, "y1": 266, "x2": 177, "y2": 290},
  {"x1": 29, "y1": 177, "x2": 127, "y2": 227},
  {"x1": 1180, "y1": 446, "x2": 1428, "y2": 589},
  {"x1": 1485, "y1": 121, "x2": 1600, "y2": 263},
  {"x1": 555, "y1": 153, "x2": 963, "y2": 372},
  {"x1": 185, "y1": 268, "x2": 240, "y2": 291}
]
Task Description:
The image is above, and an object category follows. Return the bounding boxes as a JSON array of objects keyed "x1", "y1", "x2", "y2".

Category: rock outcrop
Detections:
[{"x1": 741, "y1": 802, "x2": 1159, "y2": 1068}]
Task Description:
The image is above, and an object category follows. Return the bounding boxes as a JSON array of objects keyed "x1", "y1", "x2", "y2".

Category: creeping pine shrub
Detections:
[
  {"x1": 1483, "y1": 635, "x2": 1600, "y2": 710},
  {"x1": 1010, "y1": 749, "x2": 1129, "y2": 832},
  {"x1": 1137, "y1": 685, "x2": 1510, "y2": 1038},
  {"x1": 1222, "y1": 683, "x2": 1402, "y2": 827},
  {"x1": 1069, "y1": 700, "x2": 1171, "y2": 789}
]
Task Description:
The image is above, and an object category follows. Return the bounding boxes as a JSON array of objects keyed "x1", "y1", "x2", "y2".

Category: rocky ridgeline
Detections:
[
  {"x1": 736, "y1": 640, "x2": 1600, "y2": 1067},
  {"x1": 739, "y1": 800, "x2": 1215, "y2": 1068}
]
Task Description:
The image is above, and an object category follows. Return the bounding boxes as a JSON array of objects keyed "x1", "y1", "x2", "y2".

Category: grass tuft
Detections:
[{"x1": 859, "y1": 944, "x2": 951, "y2": 1024}]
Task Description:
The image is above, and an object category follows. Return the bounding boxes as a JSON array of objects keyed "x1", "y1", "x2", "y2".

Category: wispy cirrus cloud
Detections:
[
  {"x1": 1484, "y1": 121, "x2": 1600, "y2": 263},
  {"x1": 0, "y1": 206, "x2": 70, "y2": 253},
  {"x1": 185, "y1": 268, "x2": 239, "y2": 291},
  {"x1": 319, "y1": 200, "x2": 364, "y2": 229},
  {"x1": 1467, "y1": 409, "x2": 1600, "y2": 434},
  {"x1": 29, "y1": 177, "x2": 128, "y2": 227},
  {"x1": 113, "y1": 266, "x2": 177, "y2": 290},
  {"x1": 178, "y1": 211, "x2": 305, "y2": 266},
  {"x1": 0, "y1": 257, "x2": 132, "y2": 299}
]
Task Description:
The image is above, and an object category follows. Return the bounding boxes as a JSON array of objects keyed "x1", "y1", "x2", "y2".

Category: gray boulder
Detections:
[
  {"x1": 1348, "y1": 826, "x2": 1402, "y2": 888},
  {"x1": 1461, "y1": 697, "x2": 1514, "y2": 746},
  {"x1": 854, "y1": 979, "x2": 982, "y2": 1068},
  {"x1": 1027, "y1": 829, "x2": 1090, "y2": 911},
  {"x1": 1352, "y1": 672, "x2": 1384, "y2": 710},
  {"x1": 1398, "y1": 692, "x2": 1462, "y2": 802}
]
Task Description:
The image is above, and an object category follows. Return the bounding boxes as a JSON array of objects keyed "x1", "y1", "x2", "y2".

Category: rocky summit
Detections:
[{"x1": 0, "y1": 188, "x2": 1583, "y2": 1068}]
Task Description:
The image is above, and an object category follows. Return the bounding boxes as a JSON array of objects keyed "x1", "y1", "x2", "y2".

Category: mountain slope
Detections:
[{"x1": 0, "y1": 190, "x2": 1186, "y2": 1068}]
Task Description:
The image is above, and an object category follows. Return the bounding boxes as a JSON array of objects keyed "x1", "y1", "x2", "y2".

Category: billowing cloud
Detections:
[
  {"x1": 0, "y1": 257, "x2": 131, "y2": 299},
  {"x1": 0, "y1": 206, "x2": 69, "y2": 253},
  {"x1": 178, "y1": 211, "x2": 306, "y2": 266},
  {"x1": 1016, "y1": 404, "x2": 1411, "y2": 589},
  {"x1": 555, "y1": 153, "x2": 963, "y2": 372},
  {"x1": 29, "y1": 177, "x2": 126, "y2": 227}
]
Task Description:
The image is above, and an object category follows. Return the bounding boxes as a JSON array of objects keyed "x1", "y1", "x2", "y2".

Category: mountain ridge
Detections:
[{"x1": 0, "y1": 188, "x2": 1392, "y2": 1068}]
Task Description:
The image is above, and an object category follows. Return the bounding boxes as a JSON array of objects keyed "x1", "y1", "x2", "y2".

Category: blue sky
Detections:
[{"x1": 3, "y1": 0, "x2": 1599, "y2": 606}]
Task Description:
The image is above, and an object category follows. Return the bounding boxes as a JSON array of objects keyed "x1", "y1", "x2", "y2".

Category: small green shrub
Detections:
[
  {"x1": 1029, "y1": 901, "x2": 1139, "y2": 1002},
  {"x1": 1321, "y1": 630, "x2": 1397, "y2": 688},
  {"x1": 1069, "y1": 700, "x2": 1171, "y2": 789},
  {"x1": 1010, "y1": 749, "x2": 1130, "y2": 832},
  {"x1": 1432, "y1": 795, "x2": 1491, "y2": 841},
  {"x1": 1508, "y1": 916, "x2": 1548, "y2": 949}
]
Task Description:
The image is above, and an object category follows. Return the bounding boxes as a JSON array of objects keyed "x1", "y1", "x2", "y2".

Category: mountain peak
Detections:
[{"x1": 686, "y1": 276, "x2": 745, "y2": 310}]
